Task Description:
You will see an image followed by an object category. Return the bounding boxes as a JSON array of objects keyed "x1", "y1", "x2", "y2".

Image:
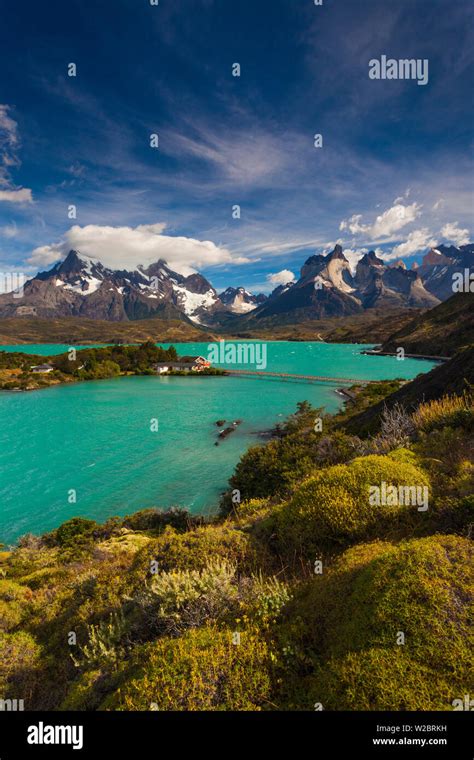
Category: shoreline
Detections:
[{"x1": 362, "y1": 348, "x2": 448, "y2": 361}]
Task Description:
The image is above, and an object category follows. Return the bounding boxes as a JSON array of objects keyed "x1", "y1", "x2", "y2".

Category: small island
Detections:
[{"x1": 0, "y1": 342, "x2": 225, "y2": 392}]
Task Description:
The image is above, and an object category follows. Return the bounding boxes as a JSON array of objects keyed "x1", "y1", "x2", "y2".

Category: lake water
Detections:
[{"x1": 0, "y1": 342, "x2": 437, "y2": 544}]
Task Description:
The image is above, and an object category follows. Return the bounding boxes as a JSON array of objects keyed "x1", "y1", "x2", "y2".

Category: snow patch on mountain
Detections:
[{"x1": 172, "y1": 285, "x2": 219, "y2": 323}]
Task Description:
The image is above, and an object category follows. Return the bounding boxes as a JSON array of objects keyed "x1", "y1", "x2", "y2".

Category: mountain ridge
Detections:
[{"x1": 0, "y1": 243, "x2": 471, "y2": 327}]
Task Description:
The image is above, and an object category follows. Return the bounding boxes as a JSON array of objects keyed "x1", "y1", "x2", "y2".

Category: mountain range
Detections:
[{"x1": 0, "y1": 243, "x2": 471, "y2": 327}]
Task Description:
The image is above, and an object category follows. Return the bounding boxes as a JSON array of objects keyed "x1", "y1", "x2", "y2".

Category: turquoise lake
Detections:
[{"x1": 0, "y1": 342, "x2": 437, "y2": 544}]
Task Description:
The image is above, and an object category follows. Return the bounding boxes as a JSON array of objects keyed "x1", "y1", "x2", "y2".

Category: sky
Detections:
[{"x1": 0, "y1": 0, "x2": 472, "y2": 293}]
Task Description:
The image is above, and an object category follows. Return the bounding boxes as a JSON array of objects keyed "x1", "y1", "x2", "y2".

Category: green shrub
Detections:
[
  {"x1": 309, "y1": 649, "x2": 456, "y2": 710},
  {"x1": 278, "y1": 535, "x2": 473, "y2": 710},
  {"x1": 413, "y1": 392, "x2": 473, "y2": 433},
  {"x1": 235, "y1": 498, "x2": 270, "y2": 519},
  {"x1": 131, "y1": 524, "x2": 261, "y2": 577},
  {"x1": 72, "y1": 611, "x2": 128, "y2": 671},
  {"x1": 0, "y1": 631, "x2": 41, "y2": 702},
  {"x1": 60, "y1": 670, "x2": 107, "y2": 711},
  {"x1": 45, "y1": 517, "x2": 98, "y2": 548},
  {"x1": 245, "y1": 574, "x2": 292, "y2": 626},
  {"x1": 271, "y1": 451, "x2": 430, "y2": 556},
  {"x1": 136, "y1": 561, "x2": 239, "y2": 636},
  {"x1": 0, "y1": 580, "x2": 32, "y2": 631},
  {"x1": 101, "y1": 625, "x2": 274, "y2": 711},
  {"x1": 414, "y1": 427, "x2": 474, "y2": 500},
  {"x1": 120, "y1": 507, "x2": 196, "y2": 534}
]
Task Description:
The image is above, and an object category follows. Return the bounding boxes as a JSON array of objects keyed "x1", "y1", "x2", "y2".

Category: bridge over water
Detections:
[{"x1": 225, "y1": 369, "x2": 368, "y2": 384}]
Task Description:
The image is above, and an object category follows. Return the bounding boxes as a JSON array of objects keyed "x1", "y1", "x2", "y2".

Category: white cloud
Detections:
[
  {"x1": 339, "y1": 202, "x2": 422, "y2": 240},
  {"x1": 168, "y1": 124, "x2": 293, "y2": 188},
  {"x1": 388, "y1": 229, "x2": 437, "y2": 260},
  {"x1": 394, "y1": 188, "x2": 411, "y2": 204},
  {"x1": 267, "y1": 269, "x2": 296, "y2": 286},
  {"x1": 432, "y1": 198, "x2": 444, "y2": 211},
  {"x1": 440, "y1": 222, "x2": 470, "y2": 247},
  {"x1": 0, "y1": 222, "x2": 18, "y2": 238},
  {"x1": 0, "y1": 104, "x2": 33, "y2": 203},
  {"x1": 0, "y1": 104, "x2": 19, "y2": 157},
  {"x1": 339, "y1": 214, "x2": 365, "y2": 235},
  {"x1": 341, "y1": 248, "x2": 368, "y2": 272},
  {"x1": 27, "y1": 222, "x2": 249, "y2": 274},
  {"x1": 0, "y1": 188, "x2": 32, "y2": 203}
]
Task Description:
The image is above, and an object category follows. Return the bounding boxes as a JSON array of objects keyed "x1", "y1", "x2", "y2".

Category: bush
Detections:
[
  {"x1": 0, "y1": 580, "x2": 32, "y2": 631},
  {"x1": 413, "y1": 391, "x2": 473, "y2": 433},
  {"x1": 45, "y1": 517, "x2": 98, "y2": 549},
  {"x1": 278, "y1": 534, "x2": 473, "y2": 710},
  {"x1": 0, "y1": 631, "x2": 41, "y2": 702},
  {"x1": 271, "y1": 451, "x2": 430, "y2": 556},
  {"x1": 60, "y1": 670, "x2": 107, "y2": 711},
  {"x1": 120, "y1": 507, "x2": 196, "y2": 534},
  {"x1": 136, "y1": 561, "x2": 239, "y2": 636},
  {"x1": 101, "y1": 625, "x2": 274, "y2": 711},
  {"x1": 131, "y1": 524, "x2": 260, "y2": 576},
  {"x1": 220, "y1": 404, "x2": 326, "y2": 513},
  {"x1": 309, "y1": 649, "x2": 456, "y2": 711},
  {"x1": 72, "y1": 611, "x2": 128, "y2": 671}
]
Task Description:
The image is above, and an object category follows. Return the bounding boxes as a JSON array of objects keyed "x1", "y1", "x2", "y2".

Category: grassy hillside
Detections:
[
  {"x1": 0, "y1": 309, "x2": 417, "y2": 346},
  {"x1": 1, "y1": 380, "x2": 472, "y2": 711},
  {"x1": 0, "y1": 316, "x2": 217, "y2": 345},
  {"x1": 343, "y1": 344, "x2": 474, "y2": 436},
  {"x1": 381, "y1": 293, "x2": 474, "y2": 357},
  {"x1": 223, "y1": 307, "x2": 418, "y2": 343}
]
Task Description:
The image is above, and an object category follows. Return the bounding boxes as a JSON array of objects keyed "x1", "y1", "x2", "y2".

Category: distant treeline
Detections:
[
  {"x1": 51, "y1": 342, "x2": 178, "y2": 378},
  {"x1": 0, "y1": 342, "x2": 179, "y2": 385}
]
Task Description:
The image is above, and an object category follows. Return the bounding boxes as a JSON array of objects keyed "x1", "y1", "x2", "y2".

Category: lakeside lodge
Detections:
[{"x1": 153, "y1": 355, "x2": 211, "y2": 374}]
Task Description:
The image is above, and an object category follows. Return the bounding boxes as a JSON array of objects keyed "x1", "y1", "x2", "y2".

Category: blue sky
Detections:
[{"x1": 0, "y1": 0, "x2": 472, "y2": 292}]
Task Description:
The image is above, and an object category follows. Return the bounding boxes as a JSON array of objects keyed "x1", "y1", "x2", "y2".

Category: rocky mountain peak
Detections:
[
  {"x1": 422, "y1": 248, "x2": 452, "y2": 267},
  {"x1": 359, "y1": 250, "x2": 384, "y2": 267},
  {"x1": 326, "y1": 244, "x2": 346, "y2": 261}
]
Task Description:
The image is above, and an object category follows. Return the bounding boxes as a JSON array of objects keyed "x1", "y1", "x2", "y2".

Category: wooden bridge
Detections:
[{"x1": 225, "y1": 369, "x2": 367, "y2": 384}]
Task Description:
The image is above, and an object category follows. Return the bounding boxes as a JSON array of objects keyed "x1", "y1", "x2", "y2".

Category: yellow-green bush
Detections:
[
  {"x1": 138, "y1": 560, "x2": 239, "y2": 636},
  {"x1": 60, "y1": 669, "x2": 106, "y2": 711},
  {"x1": 131, "y1": 524, "x2": 262, "y2": 577},
  {"x1": 413, "y1": 391, "x2": 473, "y2": 433},
  {"x1": 0, "y1": 631, "x2": 41, "y2": 702},
  {"x1": 308, "y1": 649, "x2": 457, "y2": 711},
  {"x1": 271, "y1": 452, "x2": 430, "y2": 556},
  {"x1": 101, "y1": 625, "x2": 274, "y2": 711},
  {"x1": 0, "y1": 580, "x2": 32, "y2": 631},
  {"x1": 235, "y1": 498, "x2": 271, "y2": 520},
  {"x1": 279, "y1": 534, "x2": 473, "y2": 710}
]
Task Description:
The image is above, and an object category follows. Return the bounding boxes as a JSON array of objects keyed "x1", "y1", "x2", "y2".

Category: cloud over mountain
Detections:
[
  {"x1": 340, "y1": 202, "x2": 422, "y2": 241},
  {"x1": 441, "y1": 222, "x2": 470, "y2": 247},
  {"x1": 267, "y1": 269, "x2": 296, "y2": 285},
  {"x1": 27, "y1": 222, "x2": 248, "y2": 275}
]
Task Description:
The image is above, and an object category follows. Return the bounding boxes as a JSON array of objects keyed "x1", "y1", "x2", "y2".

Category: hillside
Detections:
[
  {"x1": 343, "y1": 344, "x2": 474, "y2": 436},
  {"x1": 226, "y1": 308, "x2": 418, "y2": 343},
  {"x1": 0, "y1": 310, "x2": 417, "y2": 345},
  {"x1": 381, "y1": 293, "x2": 474, "y2": 357},
  {"x1": 0, "y1": 316, "x2": 217, "y2": 345}
]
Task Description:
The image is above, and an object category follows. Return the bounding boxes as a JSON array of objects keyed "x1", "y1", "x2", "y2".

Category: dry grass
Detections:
[{"x1": 412, "y1": 391, "x2": 473, "y2": 432}]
